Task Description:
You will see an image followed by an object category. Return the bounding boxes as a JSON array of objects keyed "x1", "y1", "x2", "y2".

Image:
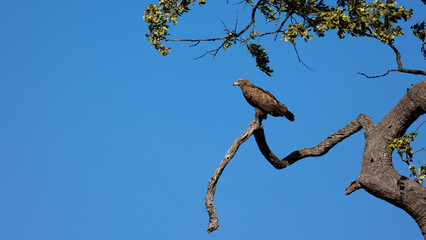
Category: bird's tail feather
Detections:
[
  {"x1": 283, "y1": 110, "x2": 295, "y2": 121},
  {"x1": 278, "y1": 103, "x2": 295, "y2": 122}
]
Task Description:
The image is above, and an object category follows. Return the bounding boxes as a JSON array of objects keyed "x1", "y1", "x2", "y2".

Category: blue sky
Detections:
[{"x1": 0, "y1": 0, "x2": 425, "y2": 239}]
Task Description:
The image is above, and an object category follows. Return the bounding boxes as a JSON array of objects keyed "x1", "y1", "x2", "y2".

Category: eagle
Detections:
[{"x1": 233, "y1": 79, "x2": 295, "y2": 125}]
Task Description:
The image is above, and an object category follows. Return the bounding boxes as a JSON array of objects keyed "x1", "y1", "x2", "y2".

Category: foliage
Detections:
[
  {"x1": 143, "y1": 0, "x2": 206, "y2": 56},
  {"x1": 247, "y1": 43, "x2": 274, "y2": 76},
  {"x1": 408, "y1": 164, "x2": 426, "y2": 184},
  {"x1": 389, "y1": 129, "x2": 425, "y2": 184},
  {"x1": 144, "y1": 0, "x2": 416, "y2": 75},
  {"x1": 388, "y1": 132, "x2": 418, "y2": 163},
  {"x1": 411, "y1": 21, "x2": 426, "y2": 59}
]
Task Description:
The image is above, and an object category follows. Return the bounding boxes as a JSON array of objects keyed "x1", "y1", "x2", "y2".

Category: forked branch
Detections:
[
  {"x1": 166, "y1": 0, "x2": 262, "y2": 58},
  {"x1": 358, "y1": 43, "x2": 426, "y2": 78},
  {"x1": 205, "y1": 113, "x2": 375, "y2": 233}
]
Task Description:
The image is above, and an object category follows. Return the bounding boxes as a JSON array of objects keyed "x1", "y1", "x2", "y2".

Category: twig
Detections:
[
  {"x1": 166, "y1": 0, "x2": 261, "y2": 44},
  {"x1": 413, "y1": 148, "x2": 426, "y2": 154},
  {"x1": 174, "y1": 1, "x2": 263, "y2": 60},
  {"x1": 358, "y1": 69, "x2": 398, "y2": 78},
  {"x1": 414, "y1": 121, "x2": 426, "y2": 133},
  {"x1": 292, "y1": 43, "x2": 314, "y2": 71},
  {"x1": 358, "y1": 42, "x2": 426, "y2": 78}
]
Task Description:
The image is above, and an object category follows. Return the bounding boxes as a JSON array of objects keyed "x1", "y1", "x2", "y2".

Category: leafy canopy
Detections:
[{"x1": 143, "y1": 0, "x2": 420, "y2": 76}]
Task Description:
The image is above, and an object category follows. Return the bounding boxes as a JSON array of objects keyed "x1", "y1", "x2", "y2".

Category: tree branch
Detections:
[
  {"x1": 358, "y1": 43, "x2": 426, "y2": 78},
  {"x1": 205, "y1": 123, "x2": 261, "y2": 233},
  {"x1": 345, "y1": 180, "x2": 362, "y2": 195},
  {"x1": 357, "y1": 69, "x2": 399, "y2": 78},
  {"x1": 292, "y1": 43, "x2": 314, "y2": 71},
  {"x1": 389, "y1": 44, "x2": 426, "y2": 75},
  {"x1": 166, "y1": 0, "x2": 260, "y2": 44},
  {"x1": 357, "y1": 81, "x2": 426, "y2": 237},
  {"x1": 166, "y1": 2, "x2": 295, "y2": 61},
  {"x1": 205, "y1": 82, "x2": 426, "y2": 235},
  {"x1": 205, "y1": 113, "x2": 375, "y2": 233},
  {"x1": 253, "y1": 113, "x2": 374, "y2": 169}
]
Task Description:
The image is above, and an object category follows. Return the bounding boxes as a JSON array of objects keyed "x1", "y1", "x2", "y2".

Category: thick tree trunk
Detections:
[
  {"x1": 252, "y1": 80, "x2": 426, "y2": 236},
  {"x1": 205, "y1": 81, "x2": 426, "y2": 237},
  {"x1": 358, "y1": 81, "x2": 426, "y2": 237}
]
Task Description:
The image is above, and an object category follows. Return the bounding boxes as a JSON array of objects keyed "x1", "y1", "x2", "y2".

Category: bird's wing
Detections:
[
  {"x1": 245, "y1": 86, "x2": 284, "y2": 113},
  {"x1": 257, "y1": 88, "x2": 281, "y2": 102}
]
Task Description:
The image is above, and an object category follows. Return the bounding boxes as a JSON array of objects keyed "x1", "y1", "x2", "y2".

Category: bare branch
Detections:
[
  {"x1": 413, "y1": 148, "x2": 426, "y2": 154},
  {"x1": 165, "y1": 2, "x2": 296, "y2": 64},
  {"x1": 205, "y1": 123, "x2": 261, "y2": 233},
  {"x1": 292, "y1": 43, "x2": 314, "y2": 71},
  {"x1": 170, "y1": 1, "x2": 263, "y2": 60},
  {"x1": 358, "y1": 38, "x2": 426, "y2": 78},
  {"x1": 390, "y1": 43, "x2": 403, "y2": 70},
  {"x1": 414, "y1": 121, "x2": 426, "y2": 133},
  {"x1": 205, "y1": 114, "x2": 375, "y2": 233},
  {"x1": 358, "y1": 68, "x2": 426, "y2": 78},
  {"x1": 166, "y1": 0, "x2": 261, "y2": 44},
  {"x1": 204, "y1": 82, "x2": 426, "y2": 236},
  {"x1": 165, "y1": 36, "x2": 228, "y2": 43},
  {"x1": 253, "y1": 113, "x2": 374, "y2": 169},
  {"x1": 357, "y1": 69, "x2": 398, "y2": 78},
  {"x1": 257, "y1": 12, "x2": 292, "y2": 39},
  {"x1": 389, "y1": 44, "x2": 426, "y2": 76}
]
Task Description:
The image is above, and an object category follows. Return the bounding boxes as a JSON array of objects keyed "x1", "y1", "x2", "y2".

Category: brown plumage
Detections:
[{"x1": 233, "y1": 79, "x2": 295, "y2": 125}]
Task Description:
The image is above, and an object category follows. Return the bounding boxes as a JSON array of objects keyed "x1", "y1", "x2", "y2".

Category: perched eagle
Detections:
[{"x1": 233, "y1": 79, "x2": 295, "y2": 125}]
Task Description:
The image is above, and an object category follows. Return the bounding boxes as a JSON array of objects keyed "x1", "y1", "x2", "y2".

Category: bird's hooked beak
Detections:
[{"x1": 233, "y1": 81, "x2": 239, "y2": 86}]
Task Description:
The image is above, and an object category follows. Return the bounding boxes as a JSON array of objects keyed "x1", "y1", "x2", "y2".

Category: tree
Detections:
[{"x1": 144, "y1": 0, "x2": 426, "y2": 238}]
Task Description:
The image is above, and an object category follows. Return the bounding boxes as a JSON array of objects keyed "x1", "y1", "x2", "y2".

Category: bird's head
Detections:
[{"x1": 233, "y1": 79, "x2": 252, "y2": 87}]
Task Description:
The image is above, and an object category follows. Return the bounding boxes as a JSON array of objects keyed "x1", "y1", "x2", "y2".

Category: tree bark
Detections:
[
  {"x1": 205, "y1": 124, "x2": 260, "y2": 233},
  {"x1": 358, "y1": 81, "x2": 426, "y2": 237},
  {"x1": 205, "y1": 81, "x2": 426, "y2": 237},
  {"x1": 253, "y1": 81, "x2": 426, "y2": 237}
]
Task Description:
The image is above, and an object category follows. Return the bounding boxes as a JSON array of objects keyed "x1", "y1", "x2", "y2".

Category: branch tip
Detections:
[{"x1": 345, "y1": 180, "x2": 362, "y2": 195}]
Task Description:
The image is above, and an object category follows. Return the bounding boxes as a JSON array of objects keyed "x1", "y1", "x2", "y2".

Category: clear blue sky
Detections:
[{"x1": 0, "y1": 1, "x2": 425, "y2": 239}]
